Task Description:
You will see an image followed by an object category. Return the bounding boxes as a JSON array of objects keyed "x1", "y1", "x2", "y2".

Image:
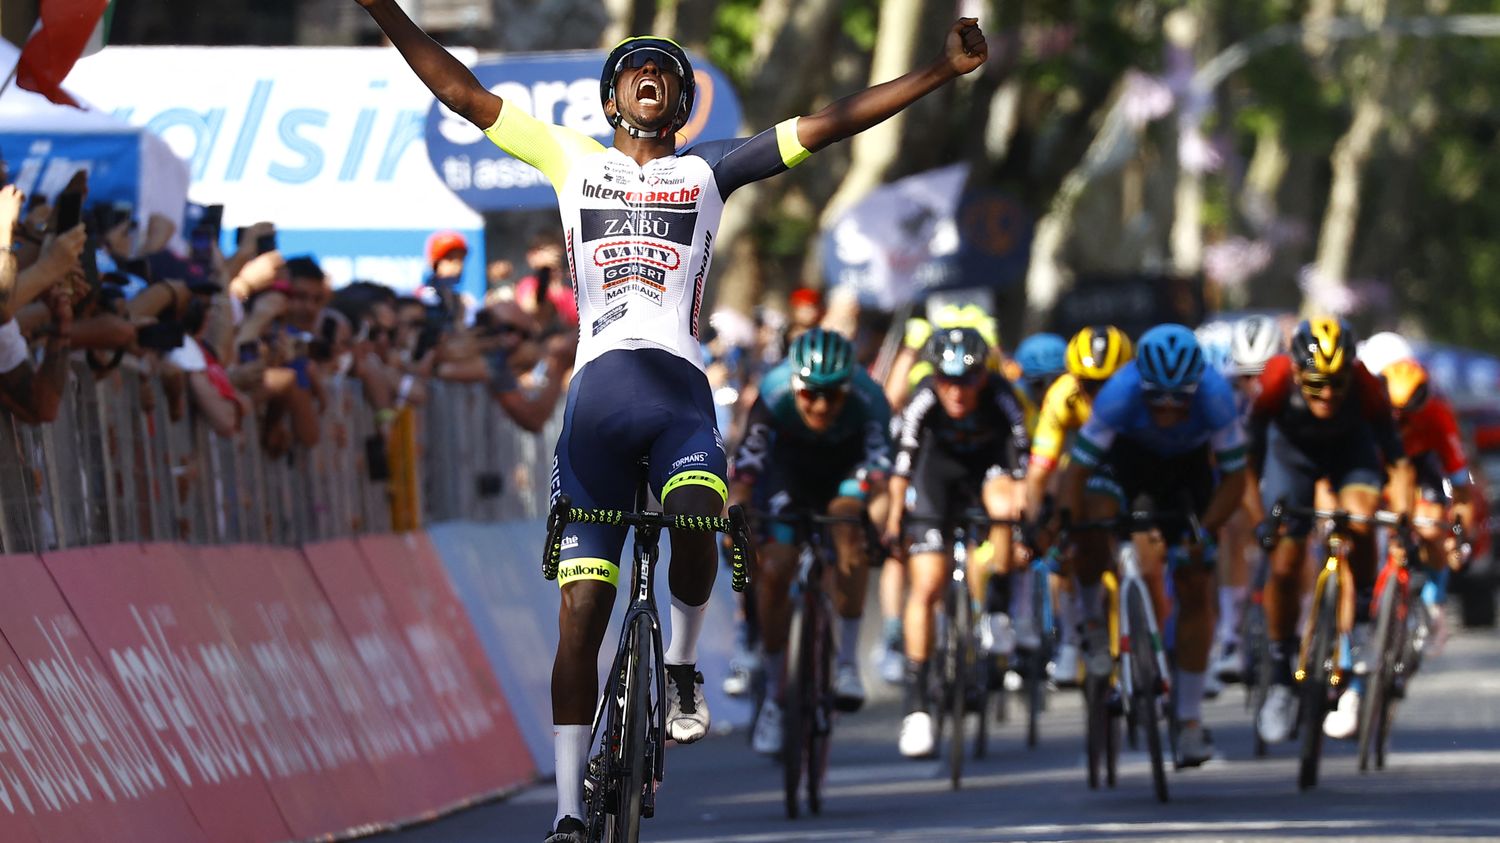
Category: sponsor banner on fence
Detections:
[
  {"x1": 40, "y1": 544, "x2": 294, "y2": 843},
  {"x1": 298, "y1": 538, "x2": 468, "y2": 817},
  {"x1": 356, "y1": 533, "x2": 535, "y2": 793},
  {"x1": 0, "y1": 632, "x2": 55, "y2": 842},
  {"x1": 186, "y1": 543, "x2": 387, "y2": 839},
  {"x1": 425, "y1": 520, "x2": 752, "y2": 777},
  {"x1": 0, "y1": 550, "x2": 207, "y2": 843}
]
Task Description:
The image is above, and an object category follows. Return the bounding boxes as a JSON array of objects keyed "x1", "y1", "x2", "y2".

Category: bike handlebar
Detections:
[
  {"x1": 1260, "y1": 500, "x2": 1469, "y2": 558},
  {"x1": 542, "y1": 495, "x2": 755, "y2": 593}
]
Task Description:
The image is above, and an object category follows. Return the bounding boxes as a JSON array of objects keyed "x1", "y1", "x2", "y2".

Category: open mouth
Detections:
[{"x1": 636, "y1": 78, "x2": 662, "y2": 107}]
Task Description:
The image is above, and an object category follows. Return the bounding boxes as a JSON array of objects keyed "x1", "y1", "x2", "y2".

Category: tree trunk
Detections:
[
  {"x1": 1305, "y1": 0, "x2": 1389, "y2": 315},
  {"x1": 704, "y1": 0, "x2": 848, "y2": 316},
  {"x1": 816, "y1": 0, "x2": 932, "y2": 227}
]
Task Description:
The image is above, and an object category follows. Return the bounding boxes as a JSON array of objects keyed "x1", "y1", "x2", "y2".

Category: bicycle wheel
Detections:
[
  {"x1": 1125, "y1": 586, "x2": 1168, "y2": 803},
  {"x1": 1358, "y1": 574, "x2": 1400, "y2": 772},
  {"x1": 615, "y1": 609, "x2": 651, "y2": 840},
  {"x1": 1026, "y1": 570, "x2": 1050, "y2": 749},
  {"x1": 947, "y1": 580, "x2": 970, "y2": 789},
  {"x1": 1083, "y1": 674, "x2": 1107, "y2": 790},
  {"x1": 1242, "y1": 601, "x2": 1272, "y2": 757},
  {"x1": 1298, "y1": 572, "x2": 1339, "y2": 791},
  {"x1": 783, "y1": 595, "x2": 809, "y2": 819},
  {"x1": 806, "y1": 595, "x2": 834, "y2": 815}
]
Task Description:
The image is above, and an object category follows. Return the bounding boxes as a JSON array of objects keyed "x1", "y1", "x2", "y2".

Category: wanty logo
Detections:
[{"x1": 670, "y1": 451, "x2": 709, "y2": 472}]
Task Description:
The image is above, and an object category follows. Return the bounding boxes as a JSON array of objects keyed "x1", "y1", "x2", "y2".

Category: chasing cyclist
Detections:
[
  {"x1": 1059, "y1": 324, "x2": 1248, "y2": 767},
  {"x1": 1379, "y1": 357, "x2": 1473, "y2": 651},
  {"x1": 1024, "y1": 325, "x2": 1133, "y2": 685},
  {"x1": 1247, "y1": 318, "x2": 1413, "y2": 746},
  {"x1": 355, "y1": 3, "x2": 988, "y2": 838},
  {"x1": 729, "y1": 328, "x2": 890, "y2": 755},
  {"x1": 884, "y1": 327, "x2": 1030, "y2": 757}
]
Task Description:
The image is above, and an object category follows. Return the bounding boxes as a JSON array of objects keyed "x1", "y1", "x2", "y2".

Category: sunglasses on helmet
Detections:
[
  {"x1": 1143, "y1": 386, "x2": 1195, "y2": 407},
  {"x1": 1298, "y1": 370, "x2": 1350, "y2": 396},
  {"x1": 614, "y1": 47, "x2": 685, "y2": 79},
  {"x1": 795, "y1": 383, "x2": 849, "y2": 404}
]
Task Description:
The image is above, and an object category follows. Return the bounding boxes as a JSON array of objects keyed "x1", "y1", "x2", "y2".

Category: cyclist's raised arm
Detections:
[
  {"x1": 357, "y1": 0, "x2": 501, "y2": 129},
  {"x1": 796, "y1": 18, "x2": 988, "y2": 154}
]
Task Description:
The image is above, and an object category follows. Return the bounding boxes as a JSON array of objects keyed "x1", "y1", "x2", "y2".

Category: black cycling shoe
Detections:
[{"x1": 544, "y1": 816, "x2": 586, "y2": 843}]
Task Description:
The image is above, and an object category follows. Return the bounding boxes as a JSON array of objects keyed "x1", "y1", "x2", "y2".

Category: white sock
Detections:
[
  {"x1": 1057, "y1": 586, "x2": 1082, "y2": 646},
  {"x1": 838, "y1": 616, "x2": 862, "y2": 668},
  {"x1": 1217, "y1": 586, "x2": 1247, "y2": 644},
  {"x1": 1010, "y1": 569, "x2": 1034, "y2": 626},
  {"x1": 664, "y1": 596, "x2": 708, "y2": 666},
  {"x1": 1176, "y1": 671, "x2": 1206, "y2": 722},
  {"x1": 553, "y1": 724, "x2": 589, "y2": 828},
  {"x1": 765, "y1": 650, "x2": 786, "y2": 702}
]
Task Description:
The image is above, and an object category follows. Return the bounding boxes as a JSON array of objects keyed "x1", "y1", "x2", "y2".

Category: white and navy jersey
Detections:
[{"x1": 486, "y1": 105, "x2": 812, "y2": 372}]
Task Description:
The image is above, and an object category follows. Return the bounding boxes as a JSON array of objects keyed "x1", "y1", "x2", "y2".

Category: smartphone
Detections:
[
  {"x1": 199, "y1": 204, "x2": 223, "y2": 243},
  {"x1": 54, "y1": 192, "x2": 83, "y2": 232},
  {"x1": 237, "y1": 341, "x2": 259, "y2": 364},
  {"x1": 80, "y1": 237, "x2": 101, "y2": 289},
  {"x1": 121, "y1": 258, "x2": 152, "y2": 282},
  {"x1": 255, "y1": 230, "x2": 277, "y2": 256},
  {"x1": 234, "y1": 226, "x2": 249, "y2": 251},
  {"x1": 137, "y1": 322, "x2": 186, "y2": 352}
]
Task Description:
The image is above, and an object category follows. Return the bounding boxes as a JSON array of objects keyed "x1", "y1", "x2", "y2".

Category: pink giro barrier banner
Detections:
[{"x1": 0, "y1": 534, "x2": 534, "y2": 843}]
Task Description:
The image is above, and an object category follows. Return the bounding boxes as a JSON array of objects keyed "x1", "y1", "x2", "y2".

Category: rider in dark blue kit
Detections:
[{"x1": 1060, "y1": 324, "x2": 1248, "y2": 769}]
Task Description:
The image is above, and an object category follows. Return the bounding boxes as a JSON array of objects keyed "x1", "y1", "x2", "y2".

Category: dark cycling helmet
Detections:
[
  {"x1": 599, "y1": 37, "x2": 696, "y2": 138},
  {"x1": 1066, "y1": 325, "x2": 1133, "y2": 381},
  {"x1": 1289, "y1": 316, "x2": 1354, "y2": 376},
  {"x1": 1136, "y1": 323, "x2": 1205, "y2": 392},
  {"x1": 789, "y1": 327, "x2": 855, "y2": 389},
  {"x1": 925, "y1": 326, "x2": 989, "y2": 380},
  {"x1": 1015, "y1": 333, "x2": 1067, "y2": 379}
]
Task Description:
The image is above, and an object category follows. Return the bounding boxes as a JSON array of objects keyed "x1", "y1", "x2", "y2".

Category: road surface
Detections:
[{"x1": 389, "y1": 627, "x2": 1500, "y2": 842}]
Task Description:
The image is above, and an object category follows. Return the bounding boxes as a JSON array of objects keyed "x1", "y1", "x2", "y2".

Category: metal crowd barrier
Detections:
[{"x1": 0, "y1": 361, "x2": 563, "y2": 552}]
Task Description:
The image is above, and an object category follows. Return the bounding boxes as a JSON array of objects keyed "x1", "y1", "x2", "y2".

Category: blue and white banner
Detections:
[
  {"x1": 424, "y1": 51, "x2": 744, "y2": 211},
  {"x1": 66, "y1": 47, "x2": 484, "y2": 291},
  {"x1": 822, "y1": 163, "x2": 1032, "y2": 309},
  {"x1": 0, "y1": 130, "x2": 139, "y2": 208}
]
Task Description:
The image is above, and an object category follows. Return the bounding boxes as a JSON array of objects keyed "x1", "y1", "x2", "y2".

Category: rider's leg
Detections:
[
  {"x1": 903, "y1": 548, "x2": 948, "y2": 712},
  {"x1": 1215, "y1": 508, "x2": 1251, "y2": 659},
  {"x1": 829, "y1": 494, "x2": 872, "y2": 667},
  {"x1": 755, "y1": 540, "x2": 798, "y2": 699},
  {"x1": 662, "y1": 484, "x2": 724, "y2": 659}
]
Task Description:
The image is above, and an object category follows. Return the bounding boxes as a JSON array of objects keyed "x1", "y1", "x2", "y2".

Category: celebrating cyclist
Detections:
[
  {"x1": 729, "y1": 328, "x2": 890, "y2": 755},
  {"x1": 1247, "y1": 318, "x2": 1413, "y2": 746},
  {"x1": 1024, "y1": 325, "x2": 1133, "y2": 685},
  {"x1": 1060, "y1": 324, "x2": 1248, "y2": 768},
  {"x1": 884, "y1": 327, "x2": 1029, "y2": 757},
  {"x1": 354, "y1": 2, "x2": 988, "y2": 837},
  {"x1": 1380, "y1": 357, "x2": 1473, "y2": 648}
]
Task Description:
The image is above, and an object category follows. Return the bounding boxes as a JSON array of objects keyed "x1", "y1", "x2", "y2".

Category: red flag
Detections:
[{"x1": 15, "y1": 0, "x2": 110, "y2": 108}]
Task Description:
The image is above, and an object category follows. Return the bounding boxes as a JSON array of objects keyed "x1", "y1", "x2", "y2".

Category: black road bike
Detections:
[{"x1": 543, "y1": 462, "x2": 753, "y2": 843}]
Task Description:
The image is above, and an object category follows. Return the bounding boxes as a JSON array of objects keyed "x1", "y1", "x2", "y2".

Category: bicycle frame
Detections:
[{"x1": 1115, "y1": 542, "x2": 1170, "y2": 704}]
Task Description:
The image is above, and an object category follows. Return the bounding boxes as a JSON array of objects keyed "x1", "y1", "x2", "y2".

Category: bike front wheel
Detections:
[
  {"x1": 1299, "y1": 572, "x2": 1339, "y2": 791},
  {"x1": 947, "y1": 581, "x2": 972, "y2": 789},
  {"x1": 1125, "y1": 586, "x2": 1168, "y2": 803},
  {"x1": 1358, "y1": 573, "x2": 1402, "y2": 772}
]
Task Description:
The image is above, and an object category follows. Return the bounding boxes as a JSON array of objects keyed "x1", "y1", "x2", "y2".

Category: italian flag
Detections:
[{"x1": 14, "y1": 0, "x2": 114, "y2": 108}]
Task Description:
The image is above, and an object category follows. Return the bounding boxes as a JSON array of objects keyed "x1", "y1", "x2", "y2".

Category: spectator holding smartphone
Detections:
[{"x1": 513, "y1": 230, "x2": 577, "y2": 333}]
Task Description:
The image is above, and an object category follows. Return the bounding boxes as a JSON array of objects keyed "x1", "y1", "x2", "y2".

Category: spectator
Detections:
[
  {"x1": 286, "y1": 256, "x2": 330, "y2": 333},
  {"x1": 513, "y1": 230, "x2": 577, "y2": 332},
  {"x1": 0, "y1": 184, "x2": 81, "y2": 424},
  {"x1": 425, "y1": 230, "x2": 468, "y2": 325},
  {"x1": 787, "y1": 286, "x2": 824, "y2": 342}
]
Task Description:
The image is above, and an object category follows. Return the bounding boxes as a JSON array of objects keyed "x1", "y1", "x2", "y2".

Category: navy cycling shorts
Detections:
[
  {"x1": 1259, "y1": 422, "x2": 1384, "y2": 537},
  {"x1": 552, "y1": 349, "x2": 727, "y2": 587}
]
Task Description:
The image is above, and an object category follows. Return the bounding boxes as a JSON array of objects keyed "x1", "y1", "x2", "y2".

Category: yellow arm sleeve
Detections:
[{"x1": 484, "y1": 104, "x2": 606, "y2": 193}]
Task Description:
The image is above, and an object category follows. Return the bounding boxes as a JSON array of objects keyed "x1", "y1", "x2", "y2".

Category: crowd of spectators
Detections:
[
  {"x1": 0, "y1": 154, "x2": 871, "y2": 514},
  {"x1": 0, "y1": 161, "x2": 581, "y2": 463}
]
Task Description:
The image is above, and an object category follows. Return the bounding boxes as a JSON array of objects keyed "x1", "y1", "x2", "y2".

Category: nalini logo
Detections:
[
  {"x1": 671, "y1": 451, "x2": 709, "y2": 472},
  {"x1": 561, "y1": 535, "x2": 580, "y2": 550}
]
